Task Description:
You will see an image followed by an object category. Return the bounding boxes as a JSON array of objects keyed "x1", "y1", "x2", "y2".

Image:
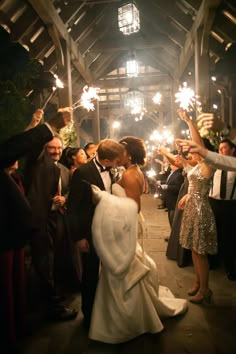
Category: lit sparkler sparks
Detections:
[
  {"x1": 149, "y1": 129, "x2": 174, "y2": 146},
  {"x1": 72, "y1": 85, "x2": 100, "y2": 111},
  {"x1": 152, "y1": 92, "x2": 162, "y2": 105},
  {"x1": 41, "y1": 74, "x2": 64, "y2": 110},
  {"x1": 175, "y1": 82, "x2": 196, "y2": 112}
]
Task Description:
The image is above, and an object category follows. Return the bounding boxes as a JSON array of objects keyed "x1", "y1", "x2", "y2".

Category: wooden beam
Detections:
[
  {"x1": 48, "y1": 24, "x2": 65, "y2": 68},
  {"x1": 98, "y1": 75, "x2": 170, "y2": 89},
  {"x1": 28, "y1": 0, "x2": 93, "y2": 83},
  {"x1": 151, "y1": 0, "x2": 193, "y2": 33},
  {"x1": 175, "y1": 0, "x2": 223, "y2": 79},
  {"x1": 92, "y1": 37, "x2": 164, "y2": 52},
  {"x1": 136, "y1": 0, "x2": 186, "y2": 48},
  {"x1": 29, "y1": 30, "x2": 52, "y2": 59},
  {"x1": 91, "y1": 52, "x2": 120, "y2": 80},
  {"x1": 10, "y1": 6, "x2": 38, "y2": 42}
]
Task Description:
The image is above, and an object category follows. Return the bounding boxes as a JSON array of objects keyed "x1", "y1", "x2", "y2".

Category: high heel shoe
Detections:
[
  {"x1": 187, "y1": 285, "x2": 200, "y2": 296},
  {"x1": 189, "y1": 289, "x2": 212, "y2": 304}
]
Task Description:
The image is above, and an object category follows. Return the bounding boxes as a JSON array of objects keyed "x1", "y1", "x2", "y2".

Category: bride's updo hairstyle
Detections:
[{"x1": 119, "y1": 136, "x2": 146, "y2": 166}]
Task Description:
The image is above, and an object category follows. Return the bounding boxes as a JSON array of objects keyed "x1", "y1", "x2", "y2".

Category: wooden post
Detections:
[
  {"x1": 195, "y1": 26, "x2": 210, "y2": 113},
  {"x1": 92, "y1": 100, "x2": 100, "y2": 143}
]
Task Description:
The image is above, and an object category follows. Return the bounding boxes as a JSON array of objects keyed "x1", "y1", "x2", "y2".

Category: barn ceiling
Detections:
[{"x1": 0, "y1": 0, "x2": 236, "y2": 139}]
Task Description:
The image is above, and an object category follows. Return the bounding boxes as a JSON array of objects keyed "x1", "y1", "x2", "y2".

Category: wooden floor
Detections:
[{"x1": 19, "y1": 194, "x2": 236, "y2": 354}]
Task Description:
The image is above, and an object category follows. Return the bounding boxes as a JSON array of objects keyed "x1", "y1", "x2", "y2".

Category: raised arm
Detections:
[
  {"x1": 0, "y1": 107, "x2": 72, "y2": 168},
  {"x1": 157, "y1": 146, "x2": 183, "y2": 168},
  {"x1": 24, "y1": 109, "x2": 44, "y2": 131},
  {"x1": 177, "y1": 109, "x2": 204, "y2": 147}
]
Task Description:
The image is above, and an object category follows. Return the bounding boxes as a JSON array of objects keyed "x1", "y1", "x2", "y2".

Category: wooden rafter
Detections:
[
  {"x1": 175, "y1": 0, "x2": 223, "y2": 80},
  {"x1": 28, "y1": 0, "x2": 93, "y2": 83}
]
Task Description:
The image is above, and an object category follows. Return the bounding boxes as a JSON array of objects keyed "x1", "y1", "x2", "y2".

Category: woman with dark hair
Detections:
[
  {"x1": 66, "y1": 147, "x2": 87, "y2": 176},
  {"x1": 88, "y1": 136, "x2": 187, "y2": 344}
]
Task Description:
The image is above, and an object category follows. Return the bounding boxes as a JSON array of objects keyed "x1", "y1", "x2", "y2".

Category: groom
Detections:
[{"x1": 66, "y1": 139, "x2": 124, "y2": 328}]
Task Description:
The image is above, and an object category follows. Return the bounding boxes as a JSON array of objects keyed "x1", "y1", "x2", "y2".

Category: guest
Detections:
[
  {"x1": 176, "y1": 138, "x2": 236, "y2": 171},
  {"x1": 24, "y1": 132, "x2": 78, "y2": 321},
  {"x1": 157, "y1": 162, "x2": 184, "y2": 228},
  {"x1": 208, "y1": 139, "x2": 236, "y2": 280},
  {"x1": 66, "y1": 147, "x2": 87, "y2": 176},
  {"x1": 66, "y1": 139, "x2": 125, "y2": 328},
  {"x1": 177, "y1": 111, "x2": 217, "y2": 304},
  {"x1": 0, "y1": 107, "x2": 72, "y2": 352},
  {"x1": 84, "y1": 142, "x2": 97, "y2": 161},
  {"x1": 165, "y1": 154, "x2": 195, "y2": 267},
  {"x1": 159, "y1": 109, "x2": 199, "y2": 266},
  {"x1": 0, "y1": 161, "x2": 27, "y2": 352}
]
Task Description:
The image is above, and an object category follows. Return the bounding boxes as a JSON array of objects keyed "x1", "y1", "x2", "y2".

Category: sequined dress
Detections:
[{"x1": 179, "y1": 163, "x2": 217, "y2": 255}]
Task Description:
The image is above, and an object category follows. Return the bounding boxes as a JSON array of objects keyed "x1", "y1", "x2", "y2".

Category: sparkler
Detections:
[
  {"x1": 41, "y1": 74, "x2": 64, "y2": 110},
  {"x1": 152, "y1": 92, "x2": 162, "y2": 105},
  {"x1": 149, "y1": 129, "x2": 174, "y2": 147},
  {"x1": 174, "y1": 82, "x2": 201, "y2": 112},
  {"x1": 72, "y1": 85, "x2": 100, "y2": 111}
]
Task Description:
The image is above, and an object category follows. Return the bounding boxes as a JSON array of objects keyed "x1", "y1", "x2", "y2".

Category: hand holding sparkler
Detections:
[
  {"x1": 175, "y1": 138, "x2": 208, "y2": 157},
  {"x1": 177, "y1": 109, "x2": 191, "y2": 123},
  {"x1": 47, "y1": 107, "x2": 73, "y2": 132},
  {"x1": 24, "y1": 109, "x2": 44, "y2": 131},
  {"x1": 41, "y1": 74, "x2": 64, "y2": 110}
]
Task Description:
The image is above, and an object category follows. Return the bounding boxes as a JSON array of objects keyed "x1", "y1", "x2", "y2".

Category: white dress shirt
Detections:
[
  {"x1": 93, "y1": 159, "x2": 112, "y2": 193},
  {"x1": 210, "y1": 169, "x2": 236, "y2": 200}
]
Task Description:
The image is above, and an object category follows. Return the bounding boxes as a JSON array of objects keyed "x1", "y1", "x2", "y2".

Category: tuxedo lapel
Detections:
[{"x1": 87, "y1": 160, "x2": 106, "y2": 190}]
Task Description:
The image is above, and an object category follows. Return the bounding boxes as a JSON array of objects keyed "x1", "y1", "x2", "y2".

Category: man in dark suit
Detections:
[
  {"x1": 67, "y1": 139, "x2": 124, "y2": 328},
  {"x1": 0, "y1": 107, "x2": 72, "y2": 351},
  {"x1": 24, "y1": 133, "x2": 78, "y2": 321}
]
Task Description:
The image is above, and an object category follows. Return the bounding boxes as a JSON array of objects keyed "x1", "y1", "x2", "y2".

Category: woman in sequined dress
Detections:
[
  {"x1": 176, "y1": 109, "x2": 217, "y2": 304},
  {"x1": 178, "y1": 147, "x2": 217, "y2": 304}
]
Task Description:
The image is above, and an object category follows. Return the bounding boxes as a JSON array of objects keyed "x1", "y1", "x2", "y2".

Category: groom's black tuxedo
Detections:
[
  {"x1": 67, "y1": 158, "x2": 111, "y2": 327},
  {"x1": 67, "y1": 159, "x2": 106, "y2": 243}
]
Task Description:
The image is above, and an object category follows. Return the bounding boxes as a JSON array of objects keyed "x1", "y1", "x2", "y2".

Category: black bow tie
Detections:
[{"x1": 95, "y1": 159, "x2": 111, "y2": 172}]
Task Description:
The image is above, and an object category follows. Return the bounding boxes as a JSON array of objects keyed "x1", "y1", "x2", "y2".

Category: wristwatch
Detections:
[{"x1": 220, "y1": 126, "x2": 230, "y2": 137}]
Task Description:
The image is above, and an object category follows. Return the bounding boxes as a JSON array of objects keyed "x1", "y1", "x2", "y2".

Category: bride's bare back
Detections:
[{"x1": 118, "y1": 165, "x2": 144, "y2": 212}]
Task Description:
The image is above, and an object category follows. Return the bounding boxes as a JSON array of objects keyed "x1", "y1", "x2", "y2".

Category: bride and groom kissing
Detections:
[{"x1": 66, "y1": 136, "x2": 187, "y2": 344}]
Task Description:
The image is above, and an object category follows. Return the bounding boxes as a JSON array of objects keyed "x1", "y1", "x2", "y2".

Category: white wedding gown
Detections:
[{"x1": 89, "y1": 184, "x2": 187, "y2": 344}]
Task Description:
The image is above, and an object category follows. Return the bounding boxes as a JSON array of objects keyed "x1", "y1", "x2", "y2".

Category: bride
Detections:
[{"x1": 89, "y1": 136, "x2": 187, "y2": 344}]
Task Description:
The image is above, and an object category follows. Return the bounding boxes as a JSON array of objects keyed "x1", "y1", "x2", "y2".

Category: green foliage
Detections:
[
  {"x1": 60, "y1": 120, "x2": 78, "y2": 147},
  {"x1": 0, "y1": 59, "x2": 42, "y2": 142}
]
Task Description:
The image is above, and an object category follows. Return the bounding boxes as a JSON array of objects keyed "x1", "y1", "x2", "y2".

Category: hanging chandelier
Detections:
[
  {"x1": 126, "y1": 59, "x2": 139, "y2": 77},
  {"x1": 118, "y1": 2, "x2": 140, "y2": 35},
  {"x1": 123, "y1": 89, "x2": 144, "y2": 113}
]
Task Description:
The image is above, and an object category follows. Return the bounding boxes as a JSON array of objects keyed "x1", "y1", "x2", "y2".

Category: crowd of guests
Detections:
[
  {"x1": 1, "y1": 106, "x2": 236, "y2": 352},
  {"x1": 148, "y1": 111, "x2": 236, "y2": 288}
]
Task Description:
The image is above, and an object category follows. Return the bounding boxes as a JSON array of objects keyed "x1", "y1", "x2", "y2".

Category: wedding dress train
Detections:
[{"x1": 89, "y1": 184, "x2": 187, "y2": 344}]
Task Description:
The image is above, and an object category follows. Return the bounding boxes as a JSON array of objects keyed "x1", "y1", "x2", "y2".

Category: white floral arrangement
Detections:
[{"x1": 197, "y1": 120, "x2": 220, "y2": 150}]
